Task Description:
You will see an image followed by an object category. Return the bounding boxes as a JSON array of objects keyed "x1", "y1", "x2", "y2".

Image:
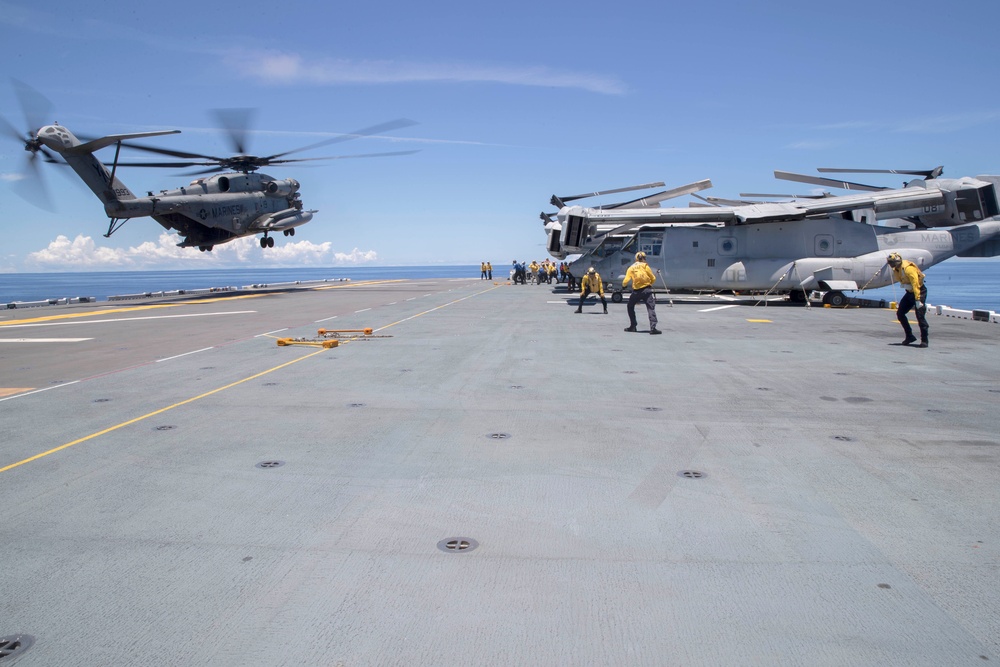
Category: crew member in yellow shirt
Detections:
[
  {"x1": 887, "y1": 252, "x2": 928, "y2": 347},
  {"x1": 622, "y1": 251, "x2": 660, "y2": 334},
  {"x1": 575, "y1": 267, "x2": 607, "y2": 314}
]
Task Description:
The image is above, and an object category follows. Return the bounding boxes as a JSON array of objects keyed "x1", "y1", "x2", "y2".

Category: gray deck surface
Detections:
[{"x1": 1, "y1": 277, "x2": 998, "y2": 666}]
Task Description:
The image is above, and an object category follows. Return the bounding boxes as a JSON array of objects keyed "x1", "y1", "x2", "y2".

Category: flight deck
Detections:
[{"x1": 1, "y1": 278, "x2": 998, "y2": 665}]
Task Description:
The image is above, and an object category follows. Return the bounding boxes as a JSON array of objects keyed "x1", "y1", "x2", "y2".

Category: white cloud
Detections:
[
  {"x1": 24, "y1": 233, "x2": 379, "y2": 270},
  {"x1": 227, "y1": 52, "x2": 628, "y2": 95},
  {"x1": 1, "y1": 173, "x2": 25, "y2": 182}
]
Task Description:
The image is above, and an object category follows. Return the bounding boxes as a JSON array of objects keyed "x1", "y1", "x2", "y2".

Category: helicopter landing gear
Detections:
[
  {"x1": 259, "y1": 235, "x2": 275, "y2": 248},
  {"x1": 822, "y1": 290, "x2": 848, "y2": 307},
  {"x1": 198, "y1": 245, "x2": 214, "y2": 252},
  {"x1": 282, "y1": 228, "x2": 295, "y2": 237}
]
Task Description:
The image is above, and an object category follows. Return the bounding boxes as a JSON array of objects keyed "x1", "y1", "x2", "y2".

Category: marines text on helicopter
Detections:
[
  {"x1": 540, "y1": 168, "x2": 1000, "y2": 305},
  {"x1": 2, "y1": 81, "x2": 417, "y2": 252}
]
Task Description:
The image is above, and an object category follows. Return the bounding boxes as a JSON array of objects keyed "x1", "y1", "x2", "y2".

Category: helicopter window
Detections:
[
  {"x1": 638, "y1": 232, "x2": 662, "y2": 256},
  {"x1": 218, "y1": 176, "x2": 230, "y2": 193},
  {"x1": 593, "y1": 239, "x2": 625, "y2": 258}
]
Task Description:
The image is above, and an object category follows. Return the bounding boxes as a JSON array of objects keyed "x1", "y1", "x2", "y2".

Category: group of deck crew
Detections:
[{"x1": 492, "y1": 251, "x2": 927, "y2": 345}]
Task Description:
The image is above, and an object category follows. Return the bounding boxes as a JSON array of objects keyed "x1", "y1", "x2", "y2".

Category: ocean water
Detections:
[
  {"x1": 0, "y1": 266, "x2": 481, "y2": 303},
  {"x1": 1, "y1": 261, "x2": 999, "y2": 312}
]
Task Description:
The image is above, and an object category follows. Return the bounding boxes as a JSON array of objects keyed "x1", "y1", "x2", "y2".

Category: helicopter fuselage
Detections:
[
  {"x1": 104, "y1": 172, "x2": 313, "y2": 248},
  {"x1": 31, "y1": 124, "x2": 315, "y2": 251}
]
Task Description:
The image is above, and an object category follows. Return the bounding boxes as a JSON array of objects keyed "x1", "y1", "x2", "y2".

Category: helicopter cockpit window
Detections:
[
  {"x1": 593, "y1": 238, "x2": 625, "y2": 258},
  {"x1": 218, "y1": 176, "x2": 230, "y2": 193}
]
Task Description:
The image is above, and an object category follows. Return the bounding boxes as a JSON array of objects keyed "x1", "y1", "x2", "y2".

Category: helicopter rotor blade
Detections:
[
  {"x1": 11, "y1": 78, "x2": 53, "y2": 134},
  {"x1": 816, "y1": 166, "x2": 944, "y2": 179},
  {"x1": 0, "y1": 113, "x2": 25, "y2": 143},
  {"x1": 551, "y1": 181, "x2": 666, "y2": 208},
  {"x1": 266, "y1": 150, "x2": 422, "y2": 165},
  {"x1": 774, "y1": 170, "x2": 887, "y2": 192},
  {"x1": 113, "y1": 160, "x2": 218, "y2": 169},
  {"x1": 117, "y1": 142, "x2": 223, "y2": 162},
  {"x1": 739, "y1": 192, "x2": 830, "y2": 199},
  {"x1": 265, "y1": 118, "x2": 419, "y2": 160},
  {"x1": 213, "y1": 108, "x2": 256, "y2": 155},
  {"x1": 11, "y1": 152, "x2": 55, "y2": 211},
  {"x1": 604, "y1": 179, "x2": 714, "y2": 209}
]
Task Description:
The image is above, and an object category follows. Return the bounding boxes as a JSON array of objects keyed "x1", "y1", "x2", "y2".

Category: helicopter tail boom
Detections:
[{"x1": 35, "y1": 126, "x2": 180, "y2": 207}]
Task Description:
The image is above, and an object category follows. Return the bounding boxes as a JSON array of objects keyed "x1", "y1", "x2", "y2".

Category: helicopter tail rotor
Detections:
[{"x1": 1, "y1": 79, "x2": 59, "y2": 210}]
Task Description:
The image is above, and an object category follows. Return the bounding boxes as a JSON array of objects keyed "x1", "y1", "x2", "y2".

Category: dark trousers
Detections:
[
  {"x1": 576, "y1": 289, "x2": 607, "y2": 311},
  {"x1": 897, "y1": 287, "x2": 929, "y2": 341},
  {"x1": 627, "y1": 287, "x2": 658, "y2": 330}
]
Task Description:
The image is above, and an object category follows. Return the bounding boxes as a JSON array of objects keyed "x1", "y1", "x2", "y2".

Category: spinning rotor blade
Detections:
[
  {"x1": 550, "y1": 181, "x2": 666, "y2": 208},
  {"x1": 11, "y1": 78, "x2": 53, "y2": 135},
  {"x1": 213, "y1": 108, "x2": 256, "y2": 154},
  {"x1": 113, "y1": 160, "x2": 218, "y2": 169},
  {"x1": 817, "y1": 166, "x2": 944, "y2": 179},
  {"x1": 12, "y1": 153, "x2": 55, "y2": 211},
  {"x1": 266, "y1": 118, "x2": 419, "y2": 160},
  {"x1": 774, "y1": 170, "x2": 887, "y2": 192},
  {"x1": 116, "y1": 142, "x2": 224, "y2": 162},
  {"x1": 266, "y1": 149, "x2": 422, "y2": 165},
  {"x1": 3, "y1": 79, "x2": 58, "y2": 210}
]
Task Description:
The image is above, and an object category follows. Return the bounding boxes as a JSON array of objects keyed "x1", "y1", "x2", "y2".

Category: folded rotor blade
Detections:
[
  {"x1": 774, "y1": 170, "x2": 887, "y2": 192},
  {"x1": 739, "y1": 192, "x2": 829, "y2": 199},
  {"x1": 551, "y1": 181, "x2": 666, "y2": 208},
  {"x1": 604, "y1": 179, "x2": 714, "y2": 209},
  {"x1": 816, "y1": 166, "x2": 944, "y2": 179}
]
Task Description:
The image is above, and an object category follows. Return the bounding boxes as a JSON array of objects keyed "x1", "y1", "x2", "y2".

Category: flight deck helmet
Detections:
[
  {"x1": 887, "y1": 252, "x2": 902, "y2": 267},
  {"x1": 635, "y1": 251, "x2": 646, "y2": 261}
]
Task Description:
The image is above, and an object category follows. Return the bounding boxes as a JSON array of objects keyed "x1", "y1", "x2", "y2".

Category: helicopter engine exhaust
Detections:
[{"x1": 265, "y1": 179, "x2": 300, "y2": 197}]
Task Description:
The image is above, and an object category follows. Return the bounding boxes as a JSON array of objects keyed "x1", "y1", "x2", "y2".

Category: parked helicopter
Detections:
[
  {"x1": 542, "y1": 169, "x2": 1000, "y2": 305},
  {"x1": 2, "y1": 82, "x2": 417, "y2": 251}
]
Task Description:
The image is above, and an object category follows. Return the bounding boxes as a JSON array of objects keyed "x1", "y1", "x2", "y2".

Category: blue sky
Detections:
[{"x1": 2, "y1": 0, "x2": 1000, "y2": 271}]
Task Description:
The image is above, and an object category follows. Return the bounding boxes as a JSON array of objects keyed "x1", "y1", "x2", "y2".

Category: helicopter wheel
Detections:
[
  {"x1": 611, "y1": 291, "x2": 623, "y2": 304},
  {"x1": 823, "y1": 290, "x2": 848, "y2": 307},
  {"x1": 267, "y1": 236, "x2": 275, "y2": 248}
]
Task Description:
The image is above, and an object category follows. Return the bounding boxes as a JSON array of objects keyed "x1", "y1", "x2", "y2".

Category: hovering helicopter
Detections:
[
  {"x1": 541, "y1": 168, "x2": 1000, "y2": 305},
  {"x1": 2, "y1": 81, "x2": 418, "y2": 251}
]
